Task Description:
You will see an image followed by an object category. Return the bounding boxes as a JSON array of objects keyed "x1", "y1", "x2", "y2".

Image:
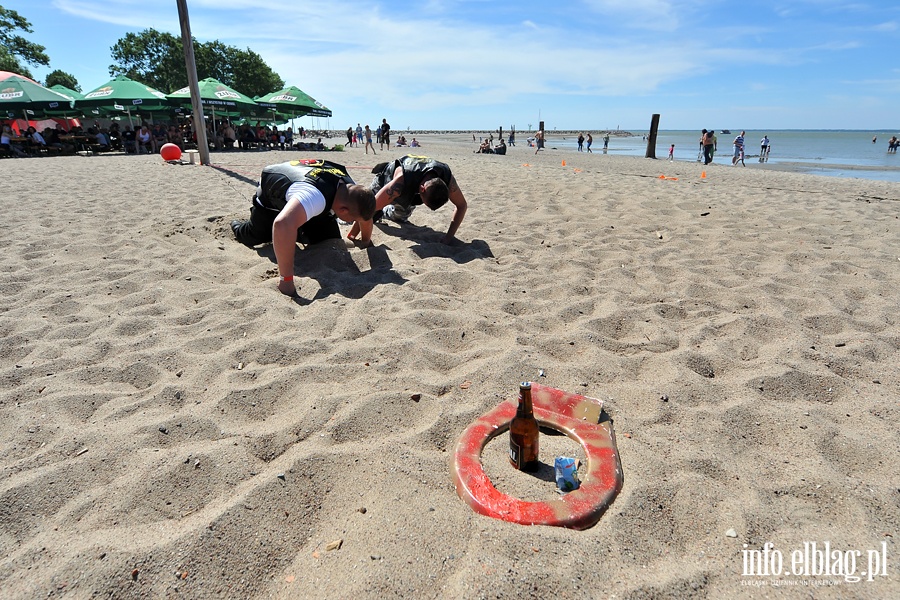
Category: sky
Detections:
[{"x1": 5, "y1": 0, "x2": 900, "y2": 131}]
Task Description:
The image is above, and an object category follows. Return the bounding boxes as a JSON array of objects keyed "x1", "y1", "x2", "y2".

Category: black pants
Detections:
[
  {"x1": 234, "y1": 198, "x2": 340, "y2": 247},
  {"x1": 703, "y1": 144, "x2": 714, "y2": 164}
]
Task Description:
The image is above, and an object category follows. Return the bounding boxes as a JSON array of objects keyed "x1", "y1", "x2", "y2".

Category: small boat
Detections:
[{"x1": 720, "y1": 129, "x2": 731, "y2": 134}]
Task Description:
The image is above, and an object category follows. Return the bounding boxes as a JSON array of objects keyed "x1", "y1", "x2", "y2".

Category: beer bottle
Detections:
[{"x1": 508, "y1": 382, "x2": 540, "y2": 471}]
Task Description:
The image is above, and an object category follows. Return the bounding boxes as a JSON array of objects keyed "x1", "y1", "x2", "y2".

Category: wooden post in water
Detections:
[{"x1": 645, "y1": 113, "x2": 660, "y2": 159}]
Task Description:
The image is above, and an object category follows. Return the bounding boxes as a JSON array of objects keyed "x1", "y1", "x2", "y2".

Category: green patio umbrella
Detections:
[
  {"x1": 254, "y1": 85, "x2": 332, "y2": 118},
  {"x1": 49, "y1": 84, "x2": 84, "y2": 101},
  {"x1": 78, "y1": 75, "x2": 173, "y2": 127},
  {"x1": 46, "y1": 84, "x2": 93, "y2": 121},
  {"x1": 167, "y1": 78, "x2": 261, "y2": 123},
  {"x1": 0, "y1": 73, "x2": 75, "y2": 120}
]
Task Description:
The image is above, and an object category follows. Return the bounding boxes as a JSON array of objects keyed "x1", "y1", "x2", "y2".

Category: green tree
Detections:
[
  {"x1": 194, "y1": 40, "x2": 234, "y2": 86},
  {"x1": 45, "y1": 69, "x2": 80, "y2": 92},
  {"x1": 109, "y1": 29, "x2": 284, "y2": 96},
  {"x1": 228, "y1": 47, "x2": 283, "y2": 98},
  {"x1": 109, "y1": 28, "x2": 184, "y2": 92},
  {"x1": 0, "y1": 6, "x2": 50, "y2": 79}
]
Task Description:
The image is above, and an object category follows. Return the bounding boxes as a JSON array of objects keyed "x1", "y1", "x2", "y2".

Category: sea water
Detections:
[{"x1": 545, "y1": 130, "x2": 900, "y2": 182}]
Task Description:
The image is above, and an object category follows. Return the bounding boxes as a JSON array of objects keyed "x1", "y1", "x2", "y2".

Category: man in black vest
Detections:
[
  {"x1": 231, "y1": 160, "x2": 376, "y2": 296},
  {"x1": 347, "y1": 154, "x2": 468, "y2": 246}
]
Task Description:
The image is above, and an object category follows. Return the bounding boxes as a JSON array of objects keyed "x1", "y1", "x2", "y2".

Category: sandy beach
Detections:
[{"x1": 1, "y1": 134, "x2": 898, "y2": 599}]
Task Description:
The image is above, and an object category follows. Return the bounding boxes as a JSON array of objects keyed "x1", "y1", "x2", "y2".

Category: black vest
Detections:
[
  {"x1": 257, "y1": 160, "x2": 353, "y2": 212},
  {"x1": 373, "y1": 155, "x2": 451, "y2": 208}
]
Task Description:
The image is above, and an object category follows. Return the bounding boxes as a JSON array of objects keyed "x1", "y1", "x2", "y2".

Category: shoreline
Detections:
[{"x1": 391, "y1": 133, "x2": 900, "y2": 181}]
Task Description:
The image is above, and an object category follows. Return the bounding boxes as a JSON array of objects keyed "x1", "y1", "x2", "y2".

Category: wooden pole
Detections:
[
  {"x1": 645, "y1": 113, "x2": 660, "y2": 159},
  {"x1": 176, "y1": 0, "x2": 210, "y2": 165}
]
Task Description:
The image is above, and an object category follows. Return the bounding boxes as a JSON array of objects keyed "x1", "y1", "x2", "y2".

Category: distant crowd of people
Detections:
[{"x1": 0, "y1": 117, "x2": 342, "y2": 158}]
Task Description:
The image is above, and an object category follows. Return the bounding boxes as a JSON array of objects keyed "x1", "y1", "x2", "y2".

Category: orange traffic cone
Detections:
[
  {"x1": 562, "y1": 160, "x2": 567, "y2": 167},
  {"x1": 700, "y1": 171, "x2": 707, "y2": 179}
]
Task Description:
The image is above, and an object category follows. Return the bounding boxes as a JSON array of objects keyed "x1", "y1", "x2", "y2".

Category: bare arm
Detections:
[
  {"x1": 375, "y1": 167, "x2": 405, "y2": 210},
  {"x1": 272, "y1": 200, "x2": 309, "y2": 295},
  {"x1": 442, "y1": 175, "x2": 467, "y2": 244},
  {"x1": 349, "y1": 166, "x2": 405, "y2": 245}
]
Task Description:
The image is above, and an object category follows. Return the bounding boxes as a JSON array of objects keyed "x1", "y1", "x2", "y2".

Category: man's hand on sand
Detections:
[
  {"x1": 347, "y1": 232, "x2": 373, "y2": 248},
  {"x1": 278, "y1": 279, "x2": 298, "y2": 296}
]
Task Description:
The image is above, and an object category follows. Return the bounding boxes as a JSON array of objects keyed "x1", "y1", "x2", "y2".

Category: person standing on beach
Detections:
[
  {"x1": 356, "y1": 123, "x2": 363, "y2": 147},
  {"x1": 380, "y1": 118, "x2": 391, "y2": 150},
  {"x1": 732, "y1": 131, "x2": 745, "y2": 166},
  {"x1": 230, "y1": 160, "x2": 376, "y2": 296},
  {"x1": 603, "y1": 133, "x2": 610, "y2": 150},
  {"x1": 760, "y1": 135, "x2": 770, "y2": 162},
  {"x1": 577, "y1": 133, "x2": 584, "y2": 152},
  {"x1": 364, "y1": 125, "x2": 376, "y2": 154},
  {"x1": 668, "y1": 144, "x2": 675, "y2": 160},
  {"x1": 534, "y1": 129, "x2": 544, "y2": 154},
  {"x1": 698, "y1": 129, "x2": 706, "y2": 162},
  {"x1": 347, "y1": 155, "x2": 468, "y2": 246},
  {"x1": 701, "y1": 129, "x2": 714, "y2": 165},
  {"x1": 586, "y1": 132, "x2": 593, "y2": 153}
]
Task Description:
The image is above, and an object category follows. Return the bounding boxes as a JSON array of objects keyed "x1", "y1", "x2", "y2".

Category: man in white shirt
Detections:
[{"x1": 231, "y1": 160, "x2": 376, "y2": 296}]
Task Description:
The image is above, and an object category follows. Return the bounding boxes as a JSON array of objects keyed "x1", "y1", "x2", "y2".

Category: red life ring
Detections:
[{"x1": 452, "y1": 383, "x2": 622, "y2": 529}]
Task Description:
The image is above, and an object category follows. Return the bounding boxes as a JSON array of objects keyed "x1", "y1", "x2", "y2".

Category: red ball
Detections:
[{"x1": 160, "y1": 143, "x2": 182, "y2": 161}]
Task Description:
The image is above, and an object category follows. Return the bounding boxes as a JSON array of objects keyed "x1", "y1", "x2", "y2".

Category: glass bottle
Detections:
[{"x1": 508, "y1": 381, "x2": 539, "y2": 471}]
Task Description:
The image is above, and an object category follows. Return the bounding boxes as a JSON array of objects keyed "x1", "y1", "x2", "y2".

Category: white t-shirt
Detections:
[
  {"x1": 287, "y1": 181, "x2": 327, "y2": 218},
  {"x1": 254, "y1": 181, "x2": 328, "y2": 218}
]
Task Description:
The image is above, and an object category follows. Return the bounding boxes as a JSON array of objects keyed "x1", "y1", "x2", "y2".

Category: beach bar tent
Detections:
[
  {"x1": 78, "y1": 75, "x2": 173, "y2": 128},
  {"x1": 0, "y1": 72, "x2": 75, "y2": 125},
  {"x1": 254, "y1": 85, "x2": 332, "y2": 123},
  {"x1": 166, "y1": 78, "x2": 263, "y2": 130}
]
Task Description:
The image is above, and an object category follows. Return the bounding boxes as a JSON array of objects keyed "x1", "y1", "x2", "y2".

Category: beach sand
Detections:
[{"x1": 1, "y1": 134, "x2": 898, "y2": 599}]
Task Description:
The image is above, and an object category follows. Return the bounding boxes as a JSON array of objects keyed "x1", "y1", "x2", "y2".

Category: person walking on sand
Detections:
[
  {"x1": 585, "y1": 132, "x2": 592, "y2": 153},
  {"x1": 364, "y1": 125, "x2": 376, "y2": 155},
  {"x1": 347, "y1": 155, "x2": 468, "y2": 246},
  {"x1": 760, "y1": 135, "x2": 770, "y2": 162},
  {"x1": 534, "y1": 129, "x2": 544, "y2": 154},
  {"x1": 732, "y1": 131, "x2": 745, "y2": 166},
  {"x1": 577, "y1": 132, "x2": 584, "y2": 152},
  {"x1": 230, "y1": 160, "x2": 376, "y2": 296},
  {"x1": 668, "y1": 144, "x2": 675, "y2": 160}
]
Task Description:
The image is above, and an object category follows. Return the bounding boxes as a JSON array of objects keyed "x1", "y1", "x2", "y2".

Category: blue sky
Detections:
[{"x1": 6, "y1": 0, "x2": 899, "y2": 131}]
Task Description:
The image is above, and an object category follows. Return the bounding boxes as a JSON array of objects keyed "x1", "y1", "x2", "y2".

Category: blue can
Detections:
[{"x1": 554, "y1": 456, "x2": 580, "y2": 492}]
